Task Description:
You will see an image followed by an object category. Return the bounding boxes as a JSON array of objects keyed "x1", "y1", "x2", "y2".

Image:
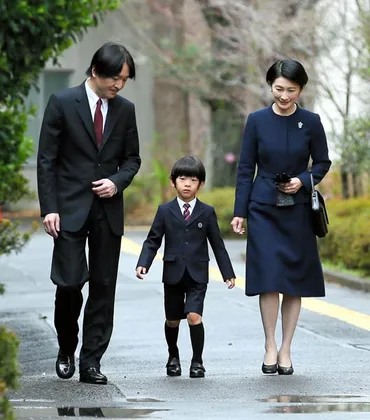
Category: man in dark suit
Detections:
[
  {"x1": 37, "y1": 42, "x2": 141, "y2": 385},
  {"x1": 136, "y1": 156, "x2": 235, "y2": 378}
]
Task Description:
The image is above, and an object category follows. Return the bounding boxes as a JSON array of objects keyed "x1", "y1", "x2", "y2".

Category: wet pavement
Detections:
[{"x1": 1, "y1": 229, "x2": 370, "y2": 419}]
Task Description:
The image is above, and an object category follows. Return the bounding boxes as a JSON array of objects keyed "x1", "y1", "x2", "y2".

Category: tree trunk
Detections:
[
  {"x1": 340, "y1": 168, "x2": 350, "y2": 199},
  {"x1": 352, "y1": 172, "x2": 363, "y2": 197}
]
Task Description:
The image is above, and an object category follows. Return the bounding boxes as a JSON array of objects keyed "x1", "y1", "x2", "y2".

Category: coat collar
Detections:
[{"x1": 75, "y1": 82, "x2": 121, "y2": 152}]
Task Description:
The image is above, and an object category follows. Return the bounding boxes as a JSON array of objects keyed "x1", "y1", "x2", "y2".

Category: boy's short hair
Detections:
[{"x1": 170, "y1": 156, "x2": 206, "y2": 183}]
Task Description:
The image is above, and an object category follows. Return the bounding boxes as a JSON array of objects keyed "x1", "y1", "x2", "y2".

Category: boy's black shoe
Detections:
[
  {"x1": 166, "y1": 356, "x2": 181, "y2": 376},
  {"x1": 189, "y1": 361, "x2": 205, "y2": 378}
]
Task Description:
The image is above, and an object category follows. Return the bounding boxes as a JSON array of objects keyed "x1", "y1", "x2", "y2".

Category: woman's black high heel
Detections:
[
  {"x1": 262, "y1": 363, "x2": 278, "y2": 374},
  {"x1": 277, "y1": 364, "x2": 294, "y2": 375}
]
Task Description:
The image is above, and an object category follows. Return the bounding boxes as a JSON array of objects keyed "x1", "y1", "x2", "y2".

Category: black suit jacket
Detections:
[
  {"x1": 37, "y1": 83, "x2": 141, "y2": 236},
  {"x1": 137, "y1": 199, "x2": 235, "y2": 284}
]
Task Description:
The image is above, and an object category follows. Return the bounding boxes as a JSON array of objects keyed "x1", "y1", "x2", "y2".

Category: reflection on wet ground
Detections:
[
  {"x1": 14, "y1": 407, "x2": 169, "y2": 418},
  {"x1": 260, "y1": 395, "x2": 363, "y2": 403},
  {"x1": 269, "y1": 403, "x2": 370, "y2": 414},
  {"x1": 262, "y1": 395, "x2": 370, "y2": 414}
]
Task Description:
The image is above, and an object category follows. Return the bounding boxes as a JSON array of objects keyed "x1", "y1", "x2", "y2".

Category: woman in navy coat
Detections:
[{"x1": 231, "y1": 59, "x2": 331, "y2": 375}]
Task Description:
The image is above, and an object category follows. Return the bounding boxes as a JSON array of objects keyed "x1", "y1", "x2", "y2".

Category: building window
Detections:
[{"x1": 26, "y1": 70, "x2": 72, "y2": 165}]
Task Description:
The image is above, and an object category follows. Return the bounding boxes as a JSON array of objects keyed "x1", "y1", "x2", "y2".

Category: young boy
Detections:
[{"x1": 136, "y1": 156, "x2": 236, "y2": 378}]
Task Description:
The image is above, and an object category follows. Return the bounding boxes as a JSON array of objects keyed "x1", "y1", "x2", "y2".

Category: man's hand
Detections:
[
  {"x1": 231, "y1": 217, "x2": 245, "y2": 235},
  {"x1": 225, "y1": 278, "x2": 235, "y2": 289},
  {"x1": 278, "y1": 177, "x2": 303, "y2": 194},
  {"x1": 43, "y1": 213, "x2": 60, "y2": 238},
  {"x1": 136, "y1": 266, "x2": 147, "y2": 280},
  {"x1": 92, "y1": 178, "x2": 117, "y2": 198}
]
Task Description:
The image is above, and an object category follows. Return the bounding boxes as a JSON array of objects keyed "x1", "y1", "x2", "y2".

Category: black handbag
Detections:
[{"x1": 310, "y1": 172, "x2": 329, "y2": 238}]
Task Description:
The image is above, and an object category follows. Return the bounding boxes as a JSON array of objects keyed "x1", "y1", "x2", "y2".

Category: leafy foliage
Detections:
[
  {"x1": 0, "y1": 219, "x2": 36, "y2": 256},
  {"x1": 0, "y1": 0, "x2": 120, "y2": 101},
  {"x1": 0, "y1": 104, "x2": 34, "y2": 205},
  {"x1": 320, "y1": 199, "x2": 370, "y2": 276},
  {"x1": 0, "y1": 327, "x2": 20, "y2": 420},
  {"x1": 343, "y1": 118, "x2": 370, "y2": 176}
]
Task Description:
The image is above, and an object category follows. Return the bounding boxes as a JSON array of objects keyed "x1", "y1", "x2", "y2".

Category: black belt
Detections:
[{"x1": 257, "y1": 169, "x2": 298, "y2": 180}]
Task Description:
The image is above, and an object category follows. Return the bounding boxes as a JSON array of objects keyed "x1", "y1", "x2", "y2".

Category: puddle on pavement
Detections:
[
  {"x1": 14, "y1": 407, "x2": 169, "y2": 418},
  {"x1": 260, "y1": 395, "x2": 363, "y2": 403},
  {"x1": 269, "y1": 403, "x2": 370, "y2": 414},
  {"x1": 126, "y1": 398, "x2": 163, "y2": 403},
  {"x1": 261, "y1": 395, "x2": 370, "y2": 414}
]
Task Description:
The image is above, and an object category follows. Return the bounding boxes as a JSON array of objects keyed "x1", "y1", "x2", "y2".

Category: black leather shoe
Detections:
[
  {"x1": 166, "y1": 356, "x2": 181, "y2": 376},
  {"x1": 189, "y1": 361, "x2": 205, "y2": 378},
  {"x1": 56, "y1": 350, "x2": 75, "y2": 379},
  {"x1": 79, "y1": 367, "x2": 108, "y2": 385},
  {"x1": 262, "y1": 363, "x2": 278, "y2": 374},
  {"x1": 277, "y1": 364, "x2": 294, "y2": 375}
]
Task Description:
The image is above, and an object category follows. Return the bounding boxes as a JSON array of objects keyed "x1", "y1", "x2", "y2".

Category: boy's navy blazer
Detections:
[{"x1": 137, "y1": 198, "x2": 235, "y2": 284}]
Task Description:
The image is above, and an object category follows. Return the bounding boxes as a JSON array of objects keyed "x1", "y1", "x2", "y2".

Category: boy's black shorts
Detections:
[{"x1": 164, "y1": 269, "x2": 207, "y2": 320}]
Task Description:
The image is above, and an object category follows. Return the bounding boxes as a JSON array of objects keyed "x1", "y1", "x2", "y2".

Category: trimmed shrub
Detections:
[
  {"x1": 320, "y1": 199, "x2": 370, "y2": 276},
  {"x1": 198, "y1": 187, "x2": 235, "y2": 237},
  {"x1": 0, "y1": 326, "x2": 20, "y2": 420}
]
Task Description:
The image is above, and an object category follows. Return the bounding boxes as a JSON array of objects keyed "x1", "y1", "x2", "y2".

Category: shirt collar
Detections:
[
  {"x1": 177, "y1": 196, "x2": 197, "y2": 210},
  {"x1": 85, "y1": 79, "x2": 108, "y2": 109}
]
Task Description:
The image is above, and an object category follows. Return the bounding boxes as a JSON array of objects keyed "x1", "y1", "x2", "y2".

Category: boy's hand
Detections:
[
  {"x1": 225, "y1": 278, "x2": 235, "y2": 289},
  {"x1": 136, "y1": 266, "x2": 147, "y2": 279}
]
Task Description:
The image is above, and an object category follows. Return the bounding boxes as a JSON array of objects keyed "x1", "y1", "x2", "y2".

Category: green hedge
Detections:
[
  {"x1": 198, "y1": 188, "x2": 236, "y2": 237},
  {"x1": 0, "y1": 323, "x2": 20, "y2": 420},
  {"x1": 320, "y1": 199, "x2": 370, "y2": 276}
]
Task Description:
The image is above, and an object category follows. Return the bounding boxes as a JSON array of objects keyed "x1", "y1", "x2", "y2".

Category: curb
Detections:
[{"x1": 323, "y1": 268, "x2": 370, "y2": 293}]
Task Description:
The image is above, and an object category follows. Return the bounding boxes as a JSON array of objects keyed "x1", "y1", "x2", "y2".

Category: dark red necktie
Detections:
[
  {"x1": 183, "y1": 203, "x2": 191, "y2": 221},
  {"x1": 94, "y1": 99, "x2": 103, "y2": 148}
]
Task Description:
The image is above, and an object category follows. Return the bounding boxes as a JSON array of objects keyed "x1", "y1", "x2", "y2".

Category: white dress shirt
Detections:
[
  {"x1": 85, "y1": 79, "x2": 108, "y2": 129},
  {"x1": 85, "y1": 79, "x2": 118, "y2": 194},
  {"x1": 177, "y1": 197, "x2": 197, "y2": 217}
]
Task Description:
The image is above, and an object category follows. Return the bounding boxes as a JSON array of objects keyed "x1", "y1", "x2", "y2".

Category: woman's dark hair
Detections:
[
  {"x1": 266, "y1": 59, "x2": 308, "y2": 88},
  {"x1": 170, "y1": 156, "x2": 206, "y2": 183},
  {"x1": 86, "y1": 42, "x2": 136, "y2": 79}
]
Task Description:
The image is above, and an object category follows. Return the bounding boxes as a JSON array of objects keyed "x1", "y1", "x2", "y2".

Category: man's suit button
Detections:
[
  {"x1": 97, "y1": 163, "x2": 101, "y2": 166},
  {"x1": 185, "y1": 229, "x2": 189, "y2": 232},
  {"x1": 185, "y1": 242, "x2": 188, "y2": 245}
]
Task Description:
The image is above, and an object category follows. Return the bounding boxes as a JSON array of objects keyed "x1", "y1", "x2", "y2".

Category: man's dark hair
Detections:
[
  {"x1": 266, "y1": 59, "x2": 308, "y2": 88},
  {"x1": 170, "y1": 156, "x2": 206, "y2": 183},
  {"x1": 86, "y1": 42, "x2": 136, "y2": 79}
]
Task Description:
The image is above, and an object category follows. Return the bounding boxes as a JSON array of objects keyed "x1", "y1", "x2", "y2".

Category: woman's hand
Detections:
[
  {"x1": 278, "y1": 177, "x2": 303, "y2": 194},
  {"x1": 231, "y1": 217, "x2": 245, "y2": 235}
]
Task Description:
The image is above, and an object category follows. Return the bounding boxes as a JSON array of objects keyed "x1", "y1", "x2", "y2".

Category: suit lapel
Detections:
[
  {"x1": 186, "y1": 200, "x2": 205, "y2": 226},
  {"x1": 169, "y1": 198, "x2": 205, "y2": 225},
  {"x1": 75, "y1": 83, "x2": 97, "y2": 150},
  {"x1": 169, "y1": 199, "x2": 184, "y2": 224},
  {"x1": 100, "y1": 97, "x2": 120, "y2": 151}
]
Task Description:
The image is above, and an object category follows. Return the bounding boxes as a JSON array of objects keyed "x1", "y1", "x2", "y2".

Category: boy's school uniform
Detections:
[{"x1": 137, "y1": 198, "x2": 235, "y2": 284}]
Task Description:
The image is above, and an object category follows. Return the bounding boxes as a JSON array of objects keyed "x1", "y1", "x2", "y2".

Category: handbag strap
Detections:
[{"x1": 309, "y1": 171, "x2": 315, "y2": 193}]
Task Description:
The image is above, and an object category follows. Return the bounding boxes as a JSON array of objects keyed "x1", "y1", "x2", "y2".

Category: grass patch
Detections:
[{"x1": 322, "y1": 259, "x2": 369, "y2": 280}]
